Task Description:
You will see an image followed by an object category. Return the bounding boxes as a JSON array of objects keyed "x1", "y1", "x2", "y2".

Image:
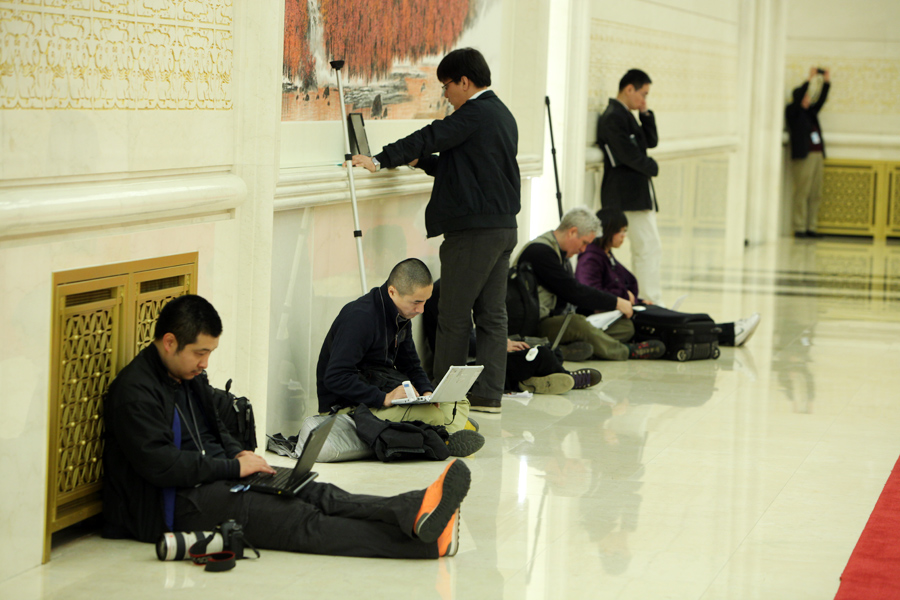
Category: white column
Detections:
[
  {"x1": 230, "y1": 0, "x2": 284, "y2": 443},
  {"x1": 743, "y1": 0, "x2": 787, "y2": 246}
]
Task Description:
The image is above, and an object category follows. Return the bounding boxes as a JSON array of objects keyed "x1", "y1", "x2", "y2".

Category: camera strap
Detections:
[{"x1": 189, "y1": 533, "x2": 236, "y2": 572}]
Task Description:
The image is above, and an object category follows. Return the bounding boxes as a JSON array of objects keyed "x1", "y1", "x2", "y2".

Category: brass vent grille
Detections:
[
  {"x1": 46, "y1": 253, "x2": 198, "y2": 563},
  {"x1": 141, "y1": 275, "x2": 184, "y2": 294},
  {"x1": 65, "y1": 288, "x2": 114, "y2": 307}
]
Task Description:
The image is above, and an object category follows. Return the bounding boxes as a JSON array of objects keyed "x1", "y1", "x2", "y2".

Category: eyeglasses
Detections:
[{"x1": 441, "y1": 81, "x2": 455, "y2": 92}]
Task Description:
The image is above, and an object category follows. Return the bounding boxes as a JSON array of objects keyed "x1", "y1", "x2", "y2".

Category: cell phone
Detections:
[
  {"x1": 817, "y1": 68, "x2": 825, "y2": 74},
  {"x1": 401, "y1": 380, "x2": 418, "y2": 402}
]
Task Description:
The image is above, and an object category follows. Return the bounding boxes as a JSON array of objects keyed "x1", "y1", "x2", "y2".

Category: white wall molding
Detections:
[
  {"x1": 585, "y1": 135, "x2": 741, "y2": 170},
  {"x1": 818, "y1": 133, "x2": 900, "y2": 150},
  {"x1": 0, "y1": 173, "x2": 247, "y2": 240},
  {"x1": 650, "y1": 136, "x2": 741, "y2": 160},
  {"x1": 274, "y1": 154, "x2": 542, "y2": 212}
]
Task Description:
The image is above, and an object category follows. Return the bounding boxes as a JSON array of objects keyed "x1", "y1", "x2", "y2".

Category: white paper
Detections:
[{"x1": 587, "y1": 310, "x2": 622, "y2": 330}]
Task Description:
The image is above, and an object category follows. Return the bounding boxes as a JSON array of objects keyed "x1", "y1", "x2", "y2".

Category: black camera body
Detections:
[
  {"x1": 157, "y1": 519, "x2": 252, "y2": 561},
  {"x1": 217, "y1": 519, "x2": 247, "y2": 558}
]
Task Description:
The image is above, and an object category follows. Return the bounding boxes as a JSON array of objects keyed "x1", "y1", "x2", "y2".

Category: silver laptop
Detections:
[{"x1": 394, "y1": 365, "x2": 484, "y2": 405}]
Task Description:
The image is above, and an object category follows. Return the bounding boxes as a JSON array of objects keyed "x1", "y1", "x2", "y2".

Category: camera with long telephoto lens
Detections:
[{"x1": 156, "y1": 519, "x2": 252, "y2": 561}]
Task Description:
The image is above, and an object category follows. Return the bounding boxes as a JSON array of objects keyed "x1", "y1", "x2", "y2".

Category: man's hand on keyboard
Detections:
[{"x1": 237, "y1": 451, "x2": 276, "y2": 477}]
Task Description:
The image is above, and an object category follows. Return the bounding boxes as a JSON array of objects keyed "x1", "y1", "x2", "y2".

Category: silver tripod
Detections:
[{"x1": 331, "y1": 59, "x2": 367, "y2": 295}]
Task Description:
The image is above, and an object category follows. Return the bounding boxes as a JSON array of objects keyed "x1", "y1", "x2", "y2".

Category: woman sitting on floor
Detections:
[{"x1": 575, "y1": 209, "x2": 761, "y2": 346}]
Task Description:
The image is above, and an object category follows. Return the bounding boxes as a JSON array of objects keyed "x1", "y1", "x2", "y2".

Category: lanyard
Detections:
[{"x1": 175, "y1": 385, "x2": 206, "y2": 456}]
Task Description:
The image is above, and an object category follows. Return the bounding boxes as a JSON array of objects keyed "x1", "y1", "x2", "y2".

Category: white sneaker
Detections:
[{"x1": 734, "y1": 313, "x2": 761, "y2": 346}]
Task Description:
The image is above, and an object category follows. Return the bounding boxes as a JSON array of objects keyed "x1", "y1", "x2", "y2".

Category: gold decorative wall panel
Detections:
[
  {"x1": 816, "y1": 160, "x2": 900, "y2": 240},
  {"x1": 818, "y1": 166, "x2": 876, "y2": 230},
  {"x1": 129, "y1": 267, "x2": 192, "y2": 356},
  {"x1": 0, "y1": 0, "x2": 233, "y2": 110},
  {"x1": 889, "y1": 167, "x2": 900, "y2": 236},
  {"x1": 57, "y1": 301, "x2": 117, "y2": 495},
  {"x1": 588, "y1": 21, "x2": 737, "y2": 113},
  {"x1": 45, "y1": 253, "x2": 197, "y2": 562}
]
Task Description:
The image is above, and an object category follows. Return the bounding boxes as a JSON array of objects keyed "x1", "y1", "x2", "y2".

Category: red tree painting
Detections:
[
  {"x1": 320, "y1": 0, "x2": 470, "y2": 80},
  {"x1": 284, "y1": 0, "x2": 316, "y2": 88},
  {"x1": 283, "y1": 0, "x2": 481, "y2": 121}
]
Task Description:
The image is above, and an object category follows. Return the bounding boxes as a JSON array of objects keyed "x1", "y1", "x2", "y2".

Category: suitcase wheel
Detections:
[
  {"x1": 675, "y1": 349, "x2": 690, "y2": 362},
  {"x1": 712, "y1": 347, "x2": 721, "y2": 359}
]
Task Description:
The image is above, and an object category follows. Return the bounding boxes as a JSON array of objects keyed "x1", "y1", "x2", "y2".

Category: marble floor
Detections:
[{"x1": 5, "y1": 234, "x2": 900, "y2": 600}]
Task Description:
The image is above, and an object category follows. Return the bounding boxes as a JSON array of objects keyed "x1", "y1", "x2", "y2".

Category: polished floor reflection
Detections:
[{"x1": 5, "y1": 235, "x2": 900, "y2": 599}]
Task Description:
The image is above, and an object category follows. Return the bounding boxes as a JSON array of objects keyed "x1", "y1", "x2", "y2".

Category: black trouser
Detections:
[
  {"x1": 504, "y1": 346, "x2": 568, "y2": 391},
  {"x1": 717, "y1": 322, "x2": 736, "y2": 346},
  {"x1": 434, "y1": 227, "x2": 518, "y2": 401},
  {"x1": 174, "y1": 480, "x2": 437, "y2": 559}
]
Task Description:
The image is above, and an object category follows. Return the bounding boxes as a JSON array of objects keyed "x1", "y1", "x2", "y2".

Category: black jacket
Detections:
[
  {"x1": 518, "y1": 236, "x2": 619, "y2": 318},
  {"x1": 352, "y1": 405, "x2": 450, "y2": 462},
  {"x1": 596, "y1": 99, "x2": 659, "y2": 212},
  {"x1": 786, "y1": 81, "x2": 830, "y2": 160},
  {"x1": 317, "y1": 283, "x2": 433, "y2": 413},
  {"x1": 375, "y1": 90, "x2": 520, "y2": 237},
  {"x1": 102, "y1": 344, "x2": 242, "y2": 542}
]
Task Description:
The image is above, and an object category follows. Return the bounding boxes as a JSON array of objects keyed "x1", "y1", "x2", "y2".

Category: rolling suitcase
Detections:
[{"x1": 632, "y1": 305, "x2": 721, "y2": 362}]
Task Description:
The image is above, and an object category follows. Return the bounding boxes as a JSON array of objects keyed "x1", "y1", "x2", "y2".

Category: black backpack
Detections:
[
  {"x1": 212, "y1": 379, "x2": 258, "y2": 451},
  {"x1": 506, "y1": 261, "x2": 541, "y2": 337}
]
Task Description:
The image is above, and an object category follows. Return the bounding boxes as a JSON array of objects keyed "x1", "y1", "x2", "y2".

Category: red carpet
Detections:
[{"x1": 835, "y1": 454, "x2": 900, "y2": 599}]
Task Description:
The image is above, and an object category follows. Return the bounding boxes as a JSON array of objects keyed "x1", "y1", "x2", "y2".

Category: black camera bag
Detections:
[{"x1": 212, "y1": 379, "x2": 258, "y2": 451}]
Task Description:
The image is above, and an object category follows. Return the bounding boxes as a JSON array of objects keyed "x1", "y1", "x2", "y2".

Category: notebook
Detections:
[
  {"x1": 240, "y1": 414, "x2": 337, "y2": 496},
  {"x1": 394, "y1": 365, "x2": 484, "y2": 405}
]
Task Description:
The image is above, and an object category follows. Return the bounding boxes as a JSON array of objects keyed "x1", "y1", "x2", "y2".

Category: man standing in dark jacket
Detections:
[
  {"x1": 103, "y1": 294, "x2": 471, "y2": 558},
  {"x1": 351, "y1": 48, "x2": 519, "y2": 414},
  {"x1": 786, "y1": 67, "x2": 831, "y2": 238},
  {"x1": 596, "y1": 69, "x2": 663, "y2": 306},
  {"x1": 316, "y1": 259, "x2": 484, "y2": 456}
]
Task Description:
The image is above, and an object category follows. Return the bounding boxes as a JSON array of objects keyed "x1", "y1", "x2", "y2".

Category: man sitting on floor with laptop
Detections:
[
  {"x1": 317, "y1": 258, "x2": 485, "y2": 457},
  {"x1": 103, "y1": 294, "x2": 470, "y2": 558},
  {"x1": 518, "y1": 206, "x2": 666, "y2": 361}
]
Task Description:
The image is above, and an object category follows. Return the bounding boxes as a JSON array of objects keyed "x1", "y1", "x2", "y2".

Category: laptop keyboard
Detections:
[{"x1": 244, "y1": 465, "x2": 292, "y2": 487}]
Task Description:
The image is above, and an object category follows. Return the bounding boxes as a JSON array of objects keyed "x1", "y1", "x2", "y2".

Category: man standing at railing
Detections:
[
  {"x1": 596, "y1": 69, "x2": 662, "y2": 306},
  {"x1": 786, "y1": 66, "x2": 831, "y2": 239}
]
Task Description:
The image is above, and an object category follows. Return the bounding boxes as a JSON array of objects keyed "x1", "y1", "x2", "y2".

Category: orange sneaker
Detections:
[
  {"x1": 437, "y1": 509, "x2": 461, "y2": 557},
  {"x1": 414, "y1": 459, "x2": 471, "y2": 544}
]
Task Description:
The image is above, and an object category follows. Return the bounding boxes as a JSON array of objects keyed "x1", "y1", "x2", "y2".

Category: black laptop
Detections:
[{"x1": 240, "y1": 415, "x2": 337, "y2": 496}]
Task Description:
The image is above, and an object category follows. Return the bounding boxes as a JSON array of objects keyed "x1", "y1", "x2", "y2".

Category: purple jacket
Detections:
[{"x1": 575, "y1": 243, "x2": 640, "y2": 302}]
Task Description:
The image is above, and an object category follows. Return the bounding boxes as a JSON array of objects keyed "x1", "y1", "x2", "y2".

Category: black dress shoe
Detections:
[
  {"x1": 467, "y1": 394, "x2": 501, "y2": 413},
  {"x1": 794, "y1": 231, "x2": 808, "y2": 239},
  {"x1": 806, "y1": 230, "x2": 825, "y2": 238}
]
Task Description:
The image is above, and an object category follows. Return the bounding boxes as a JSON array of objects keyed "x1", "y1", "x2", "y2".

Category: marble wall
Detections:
[
  {"x1": 583, "y1": 0, "x2": 749, "y2": 260},
  {"x1": 0, "y1": 0, "x2": 280, "y2": 582},
  {"x1": 784, "y1": 0, "x2": 900, "y2": 150},
  {"x1": 0, "y1": 0, "x2": 552, "y2": 581}
]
